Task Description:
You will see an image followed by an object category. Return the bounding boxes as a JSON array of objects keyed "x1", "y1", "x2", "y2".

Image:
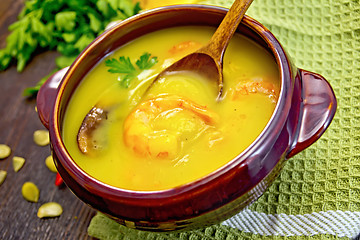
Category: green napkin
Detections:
[{"x1": 88, "y1": 0, "x2": 360, "y2": 239}]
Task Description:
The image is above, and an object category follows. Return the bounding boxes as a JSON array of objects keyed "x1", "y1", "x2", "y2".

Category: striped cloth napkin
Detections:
[{"x1": 88, "y1": 0, "x2": 360, "y2": 239}]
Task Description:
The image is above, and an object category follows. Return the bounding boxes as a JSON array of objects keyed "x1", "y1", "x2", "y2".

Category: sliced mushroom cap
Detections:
[{"x1": 77, "y1": 106, "x2": 108, "y2": 155}]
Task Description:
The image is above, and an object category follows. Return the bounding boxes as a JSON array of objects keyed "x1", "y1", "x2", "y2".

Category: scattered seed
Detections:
[
  {"x1": 0, "y1": 144, "x2": 11, "y2": 159},
  {"x1": 33, "y1": 130, "x2": 50, "y2": 146},
  {"x1": 37, "y1": 202, "x2": 63, "y2": 218},
  {"x1": 12, "y1": 156, "x2": 25, "y2": 172},
  {"x1": 21, "y1": 182, "x2": 40, "y2": 203},
  {"x1": 45, "y1": 155, "x2": 57, "y2": 173},
  {"x1": 0, "y1": 170, "x2": 7, "y2": 186}
]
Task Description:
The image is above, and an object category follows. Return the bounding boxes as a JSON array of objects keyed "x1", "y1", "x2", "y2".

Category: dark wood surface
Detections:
[{"x1": 0, "y1": 1, "x2": 96, "y2": 239}]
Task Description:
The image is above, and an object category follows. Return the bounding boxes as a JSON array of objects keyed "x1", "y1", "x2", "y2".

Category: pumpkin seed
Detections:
[
  {"x1": 0, "y1": 170, "x2": 7, "y2": 186},
  {"x1": 0, "y1": 144, "x2": 11, "y2": 159},
  {"x1": 37, "y1": 202, "x2": 63, "y2": 218},
  {"x1": 45, "y1": 155, "x2": 57, "y2": 173},
  {"x1": 21, "y1": 182, "x2": 39, "y2": 202},
  {"x1": 33, "y1": 130, "x2": 50, "y2": 146},
  {"x1": 12, "y1": 156, "x2": 25, "y2": 172}
]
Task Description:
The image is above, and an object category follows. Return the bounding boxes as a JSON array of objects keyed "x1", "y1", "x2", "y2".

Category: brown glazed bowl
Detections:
[{"x1": 36, "y1": 5, "x2": 337, "y2": 231}]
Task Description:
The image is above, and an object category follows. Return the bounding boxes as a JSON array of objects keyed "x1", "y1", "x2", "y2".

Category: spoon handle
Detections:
[{"x1": 200, "y1": 0, "x2": 254, "y2": 61}]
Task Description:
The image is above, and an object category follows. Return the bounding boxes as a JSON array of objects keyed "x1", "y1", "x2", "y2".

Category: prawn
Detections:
[
  {"x1": 231, "y1": 79, "x2": 278, "y2": 103},
  {"x1": 123, "y1": 94, "x2": 219, "y2": 159},
  {"x1": 168, "y1": 41, "x2": 202, "y2": 55}
]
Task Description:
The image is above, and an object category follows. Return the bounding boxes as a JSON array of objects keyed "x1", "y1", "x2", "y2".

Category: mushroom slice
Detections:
[{"x1": 77, "y1": 106, "x2": 108, "y2": 155}]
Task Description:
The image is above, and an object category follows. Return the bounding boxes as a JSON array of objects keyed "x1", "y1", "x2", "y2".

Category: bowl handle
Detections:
[
  {"x1": 286, "y1": 69, "x2": 337, "y2": 158},
  {"x1": 36, "y1": 67, "x2": 69, "y2": 129}
]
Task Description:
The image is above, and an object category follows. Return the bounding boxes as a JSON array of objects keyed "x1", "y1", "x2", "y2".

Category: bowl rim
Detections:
[{"x1": 49, "y1": 4, "x2": 293, "y2": 201}]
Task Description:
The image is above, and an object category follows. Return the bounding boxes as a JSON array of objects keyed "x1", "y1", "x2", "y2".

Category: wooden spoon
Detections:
[{"x1": 149, "y1": 0, "x2": 254, "y2": 100}]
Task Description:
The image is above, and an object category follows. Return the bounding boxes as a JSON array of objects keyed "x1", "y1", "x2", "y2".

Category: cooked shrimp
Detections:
[
  {"x1": 168, "y1": 41, "x2": 202, "y2": 55},
  {"x1": 123, "y1": 94, "x2": 219, "y2": 159},
  {"x1": 231, "y1": 79, "x2": 278, "y2": 103}
]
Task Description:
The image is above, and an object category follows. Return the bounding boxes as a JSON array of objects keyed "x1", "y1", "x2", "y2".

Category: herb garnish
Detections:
[
  {"x1": 0, "y1": 0, "x2": 141, "y2": 97},
  {"x1": 105, "y1": 52, "x2": 158, "y2": 88}
]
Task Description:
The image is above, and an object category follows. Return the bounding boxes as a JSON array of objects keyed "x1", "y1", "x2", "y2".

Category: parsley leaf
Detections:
[
  {"x1": 55, "y1": 11, "x2": 77, "y2": 32},
  {"x1": 105, "y1": 52, "x2": 158, "y2": 88},
  {"x1": 136, "y1": 52, "x2": 158, "y2": 70},
  {"x1": 105, "y1": 56, "x2": 136, "y2": 74}
]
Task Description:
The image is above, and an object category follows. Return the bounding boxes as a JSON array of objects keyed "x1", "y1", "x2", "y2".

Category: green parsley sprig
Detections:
[
  {"x1": 105, "y1": 52, "x2": 158, "y2": 88},
  {"x1": 0, "y1": 0, "x2": 141, "y2": 96}
]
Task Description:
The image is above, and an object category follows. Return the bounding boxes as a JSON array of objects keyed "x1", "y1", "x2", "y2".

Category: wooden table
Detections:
[{"x1": 0, "y1": 1, "x2": 95, "y2": 239}]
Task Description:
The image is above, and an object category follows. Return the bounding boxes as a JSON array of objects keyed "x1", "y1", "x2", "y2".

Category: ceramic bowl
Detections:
[{"x1": 36, "y1": 5, "x2": 337, "y2": 231}]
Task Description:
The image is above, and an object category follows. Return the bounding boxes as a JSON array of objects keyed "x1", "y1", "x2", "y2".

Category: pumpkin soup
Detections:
[{"x1": 62, "y1": 26, "x2": 280, "y2": 191}]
